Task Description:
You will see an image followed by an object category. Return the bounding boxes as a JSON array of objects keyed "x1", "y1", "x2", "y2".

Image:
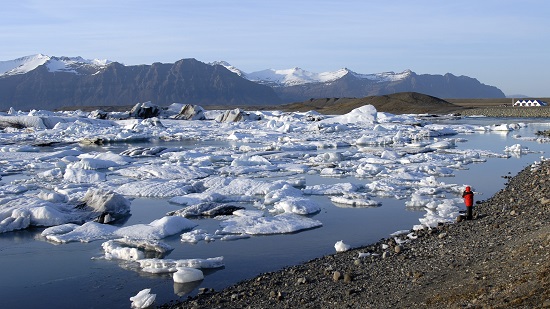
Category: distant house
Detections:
[{"x1": 513, "y1": 99, "x2": 548, "y2": 107}]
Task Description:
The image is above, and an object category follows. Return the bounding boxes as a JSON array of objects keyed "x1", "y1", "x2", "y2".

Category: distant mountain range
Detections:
[{"x1": 0, "y1": 54, "x2": 505, "y2": 111}]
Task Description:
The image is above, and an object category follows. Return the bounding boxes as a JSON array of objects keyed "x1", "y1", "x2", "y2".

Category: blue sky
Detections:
[{"x1": 1, "y1": 0, "x2": 549, "y2": 97}]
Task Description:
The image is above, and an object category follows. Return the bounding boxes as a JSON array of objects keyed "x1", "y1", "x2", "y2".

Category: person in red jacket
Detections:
[{"x1": 462, "y1": 186, "x2": 474, "y2": 220}]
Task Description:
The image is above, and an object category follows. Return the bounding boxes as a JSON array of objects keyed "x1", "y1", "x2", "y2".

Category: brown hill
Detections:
[{"x1": 275, "y1": 92, "x2": 463, "y2": 115}]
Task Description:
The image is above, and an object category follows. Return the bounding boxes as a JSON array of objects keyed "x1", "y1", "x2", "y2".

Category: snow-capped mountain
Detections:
[
  {"x1": 213, "y1": 62, "x2": 415, "y2": 87},
  {"x1": 245, "y1": 67, "x2": 349, "y2": 87},
  {"x1": 0, "y1": 56, "x2": 281, "y2": 111},
  {"x1": 0, "y1": 54, "x2": 505, "y2": 111},
  {"x1": 0, "y1": 54, "x2": 112, "y2": 76},
  {"x1": 210, "y1": 62, "x2": 504, "y2": 102}
]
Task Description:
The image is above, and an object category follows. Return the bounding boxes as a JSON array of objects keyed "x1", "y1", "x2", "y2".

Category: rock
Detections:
[
  {"x1": 333, "y1": 271, "x2": 341, "y2": 281},
  {"x1": 343, "y1": 273, "x2": 352, "y2": 283},
  {"x1": 394, "y1": 245, "x2": 403, "y2": 254}
]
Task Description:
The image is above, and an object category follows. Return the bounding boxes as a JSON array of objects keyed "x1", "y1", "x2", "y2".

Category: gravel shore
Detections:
[
  {"x1": 161, "y1": 159, "x2": 550, "y2": 309},
  {"x1": 457, "y1": 106, "x2": 550, "y2": 118}
]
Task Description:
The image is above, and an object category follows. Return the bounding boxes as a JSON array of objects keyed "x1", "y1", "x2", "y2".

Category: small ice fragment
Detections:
[
  {"x1": 130, "y1": 288, "x2": 156, "y2": 308},
  {"x1": 173, "y1": 267, "x2": 204, "y2": 283},
  {"x1": 334, "y1": 240, "x2": 351, "y2": 252}
]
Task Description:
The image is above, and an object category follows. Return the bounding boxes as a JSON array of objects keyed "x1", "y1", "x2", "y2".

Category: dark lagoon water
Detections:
[{"x1": 0, "y1": 117, "x2": 548, "y2": 309}]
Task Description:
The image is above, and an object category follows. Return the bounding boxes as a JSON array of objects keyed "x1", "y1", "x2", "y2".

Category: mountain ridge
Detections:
[{"x1": 0, "y1": 54, "x2": 506, "y2": 111}]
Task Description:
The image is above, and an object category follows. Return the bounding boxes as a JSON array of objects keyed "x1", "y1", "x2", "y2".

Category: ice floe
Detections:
[{"x1": 0, "y1": 103, "x2": 548, "y2": 304}]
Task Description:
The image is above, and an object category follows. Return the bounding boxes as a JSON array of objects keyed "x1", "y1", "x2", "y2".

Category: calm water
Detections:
[{"x1": 0, "y1": 117, "x2": 548, "y2": 309}]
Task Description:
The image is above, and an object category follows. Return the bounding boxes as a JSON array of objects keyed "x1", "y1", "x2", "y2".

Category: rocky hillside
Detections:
[{"x1": 274, "y1": 92, "x2": 464, "y2": 115}]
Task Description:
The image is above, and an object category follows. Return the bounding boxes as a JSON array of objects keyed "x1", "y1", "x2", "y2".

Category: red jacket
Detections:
[{"x1": 462, "y1": 186, "x2": 474, "y2": 207}]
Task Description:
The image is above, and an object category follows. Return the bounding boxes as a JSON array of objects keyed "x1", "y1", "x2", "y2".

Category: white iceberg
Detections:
[{"x1": 130, "y1": 288, "x2": 156, "y2": 309}]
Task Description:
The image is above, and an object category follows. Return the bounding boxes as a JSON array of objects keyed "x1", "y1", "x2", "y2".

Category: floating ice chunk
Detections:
[
  {"x1": 264, "y1": 183, "x2": 303, "y2": 204},
  {"x1": 321, "y1": 105, "x2": 377, "y2": 125},
  {"x1": 110, "y1": 237, "x2": 173, "y2": 254},
  {"x1": 220, "y1": 212, "x2": 322, "y2": 235},
  {"x1": 231, "y1": 154, "x2": 272, "y2": 166},
  {"x1": 37, "y1": 191, "x2": 68, "y2": 203},
  {"x1": 405, "y1": 193, "x2": 436, "y2": 207},
  {"x1": 130, "y1": 288, "x2": 156, "y2": 309},
  {"x1": 181, "y1": 229, "x2": 211, "y2": 243},
  {"x1": 45, "y1": 221, "x2": 118, "y2": 243},
  {"x1": 81, "y1": 188, "x2": 131, "y2": 221},
  {"x1": 205, "y1": 177, "x2": 287, "y2": 196},
  {"x1": 117, "y1": 164, "x2": 208, "y2": 180},
  {"x1": 173, "y1": 267, "x2": 204, "y2": 283},
  {"x1": 69, "y1": 157, "x2": 123, "y2": 170},
  {"x1": 272, "y1": 196, "x2": 320, "y2": 215},
  {"x1": 169, "y1": 192, "x2": 226, "y2": 206},
  {"x1": 303, "y1": 183, "x2": 359, "y2": 195},
  {"x1": 330, "y1": 194, "x2": 380, "y2": 208},
  {"x1": 220, "y1": 234, "x2": 250, "y2": 241},
  {"x1": 115, "y1": 216, "x2": 197, "y2": 240},
  {"x1": 63, "y1": 168, "x2": 105, "y2": 183},
  {"x1": 0, "y1": 208, "x2": 31, "y2": 233},
  {"x1": 489, "y1": 123, "x2": 514, "y2": 131},
  {"x1": 120, "y1": 146, "x2": 168, "y2": 157},
  {"x1": 0, "y1": 184, "x2": 29, "y2": 195},
  {"x1": 427, "y1": 139, "x2": 455, "y2": 149},
  {"x1": 102, "y1": 240, "x2": 145, "y2": 261},
  {"x1": 0, "y1": 115, "x2": 46, "y2": 129},
  {"x1": 41, "y1": 223, "x2": 80, "y2": 236},
  {"x1": 314, "y1": 152, "x2": 343, "y2": 163},
  {"x1": 422, "y1": 124, "x2": 458, "y2": 136},
  {"x1": 168, "y1": 202, "x2": 244, "y2": 218},
  {"x1": 137, "y1": 256, "x2": 224, "y2": 273},
  {"x1": 504, "y1": 144, "x2": 529, "y2": 154},
  {"x1": 116, "y1": 180, "x2": 194, "y2": 198},
  {"x1": 334, "y1": 240, "x2": 351, "y2": 252},
  {"x1": 356, "y1": 163, "x2": 384, "y2": 177},
  {"x1": 0, "y1": 195, "x2": 92, "y2": 233},
  {"x1": 376, "y1": 112, "x2": 420, "y2": 124}
]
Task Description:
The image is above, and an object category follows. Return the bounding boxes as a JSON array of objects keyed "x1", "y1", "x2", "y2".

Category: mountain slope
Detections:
[
  {"x1": 0, "y1": 55, "x2": 505, "y2": 111},
  {"x1": 241, "y1": 68, "x2": 505, "y2": 101},
  {"x1": 213, "y1": 63, "x2": 505, "y2": 101},
  {"x1": 0, "y1": 57, "x2": 281, "y2": 110}
]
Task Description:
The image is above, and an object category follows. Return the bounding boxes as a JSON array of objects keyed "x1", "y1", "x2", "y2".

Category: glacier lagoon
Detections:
[{"x1": 0, "y1": 106, "x2": 549, "y2": 309}]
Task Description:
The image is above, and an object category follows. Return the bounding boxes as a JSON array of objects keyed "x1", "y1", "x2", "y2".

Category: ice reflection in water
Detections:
[{"x1": 0, "y1": 117, "x2": 548, "y2": 309}]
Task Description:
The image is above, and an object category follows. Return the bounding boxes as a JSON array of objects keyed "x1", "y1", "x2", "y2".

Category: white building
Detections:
[{"x1": 513, "y1": 99, "x2": 548, "y2": 107}]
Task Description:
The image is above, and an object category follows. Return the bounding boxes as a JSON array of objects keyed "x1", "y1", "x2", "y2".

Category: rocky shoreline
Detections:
[{"x1": 161, "y1": 159, "x2": 549, "y2": 309}]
